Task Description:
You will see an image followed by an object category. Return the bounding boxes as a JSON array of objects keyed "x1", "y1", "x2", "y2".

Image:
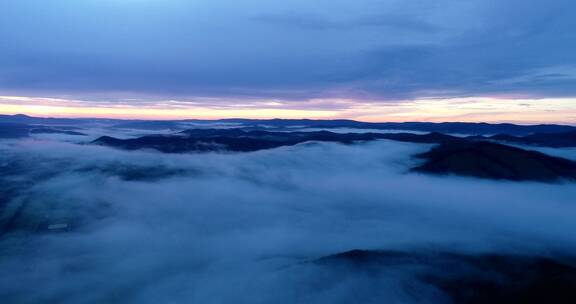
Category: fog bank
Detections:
[{"x1": 1, "y1": 138, "x2": 575, "y2": 303}]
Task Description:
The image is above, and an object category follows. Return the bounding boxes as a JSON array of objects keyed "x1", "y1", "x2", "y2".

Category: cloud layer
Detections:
[
  {"x1": 1, "y1": 0, "x2": 576, "y2": 101},
  {"x1": 1, "y1": 136, "x2": 576, "y2": 303}
]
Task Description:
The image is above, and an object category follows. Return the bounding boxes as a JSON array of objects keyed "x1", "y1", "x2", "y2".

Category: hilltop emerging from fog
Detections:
[
  {"x1": 1, "y1": 114, "x2": 576, "y2": 182},
  {"x1": 1, "y1": 114, "x2": 576, "y2": 303}
]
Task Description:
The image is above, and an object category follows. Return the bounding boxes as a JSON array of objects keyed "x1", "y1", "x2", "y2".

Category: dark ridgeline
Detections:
[
  {"x1": 2, "y1": 114, "x2": 576, "y2": 135},
  {"x1": 91, "y1": 129, "x2": 576, "y2": 183},
  {"x1": 91, "y1": 130, "x2": 467, "y2": 153},
  {"x1": 484, "y1": 131, "x2": 576, "y2": 148},
  {"x1": 313, "y1": 249, "x2": 576, "y2": 304},
  {"x1": 413, "y1": 141, "x2": 576, "y2": 182},
  {"x1": 0, "y1": 122, "x2": 87, "y2": 139},
  {"x1": 215, "y1": 119, "x2": 576, "y2": 136},
  {"x1": 2, "y1": 114, "x2": 576, "y2": 182},
  {"x1": 28, "y1": 128, "x2": 86, "y2": 136}
]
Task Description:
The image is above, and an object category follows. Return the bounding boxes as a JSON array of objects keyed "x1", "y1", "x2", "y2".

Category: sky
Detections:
[{"x1": 1, "y1": 0, "x2": 576, "y2": 123}]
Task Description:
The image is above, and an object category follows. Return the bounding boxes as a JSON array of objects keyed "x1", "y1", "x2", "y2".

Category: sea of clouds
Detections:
[{"x1": 1, "y1": 135, "x2": 575, "y2": 303}]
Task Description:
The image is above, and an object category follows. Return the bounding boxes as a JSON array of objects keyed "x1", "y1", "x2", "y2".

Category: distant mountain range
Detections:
[
  {"x1": 92, "y1": 130, "x2": 462, "y2": 153},
  {"x1": 3, "y1": 114, "x2": 576, "y2": 182},
  {"x1": 0, "y1": 123, "x2": 87, "y2": 138},
  {"x1": 0, "y1": 114, "x2": 121, "y2": 125},
  {"x1": 480, "y1": 131, "x2": 576, "y2": 148},
  {"x1": 90, "y1": 127, "x2": 576, "y2": 152},
  {"x1": 2, "y1": 114, "x2": 575, "y2": 135},
  {"x1": 91, "y1": 129, "x2": 576, "y2": 182}
]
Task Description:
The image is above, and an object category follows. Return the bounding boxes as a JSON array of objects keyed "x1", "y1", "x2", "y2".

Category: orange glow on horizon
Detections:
[
  {"x1": 0, "y1": 96, "x2": 575, "y2": 124},
  {"x1": 0, "y1": 103, "x2": 339, "y2": 120}
]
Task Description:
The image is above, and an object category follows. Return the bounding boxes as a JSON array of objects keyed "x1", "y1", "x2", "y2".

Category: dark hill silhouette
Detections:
[
  {"x1": 484, "y1": 131, "x2": 576, "y2": 148},
  {"x1": 29, "y1": 128, "x2": 86, "y2": 136},
  {"x1": 92, "y1": 130, "x2": 464, "y2": 153},
  {"x1": 0, "y1": 123, "x2": 87, "y2": 138},
  {"x1": 414, "y1": 141, "x2": 576, "y2": 182},
  {"x1": 314, "y1": 249, "x2": 576, "y2": 304},
  {"x1": 92, "y1": 130, "x2": 576, "y2": 182}
]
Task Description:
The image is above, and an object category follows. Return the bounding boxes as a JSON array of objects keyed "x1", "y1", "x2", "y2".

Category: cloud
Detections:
[
  {"x1": 0, "y1": 0, "x2": 575, "y2": 101},
  {"x1": 254, "y1": 12, "x2": 438, "y2": 33},
  {"x1": 1, "y1": 134, "x2": 576, "y2": 303}
]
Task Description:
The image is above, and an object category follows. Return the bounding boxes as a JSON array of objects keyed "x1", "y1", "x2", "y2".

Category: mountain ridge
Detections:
[
  {"x1": 2, "y1": 114, "x2": 575, "y2": 135},
  {"x1": 91, "y1": 129, "x2": 576, "y2": 182}
]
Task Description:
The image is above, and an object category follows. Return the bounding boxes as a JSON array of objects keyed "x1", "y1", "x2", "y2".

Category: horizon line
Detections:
[{"x1": 2, "y1": 112, "x2": 576, "y2": 127}]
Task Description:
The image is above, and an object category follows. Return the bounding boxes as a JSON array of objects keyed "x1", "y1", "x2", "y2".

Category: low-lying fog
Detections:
[{"x1": 1, "y1": 134, "x2": 575, "y2": 303}]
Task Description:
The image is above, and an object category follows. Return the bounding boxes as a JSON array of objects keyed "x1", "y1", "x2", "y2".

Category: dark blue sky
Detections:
[{"x1": 0, "y1": 0, "x2": 575, "y2": 120}]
